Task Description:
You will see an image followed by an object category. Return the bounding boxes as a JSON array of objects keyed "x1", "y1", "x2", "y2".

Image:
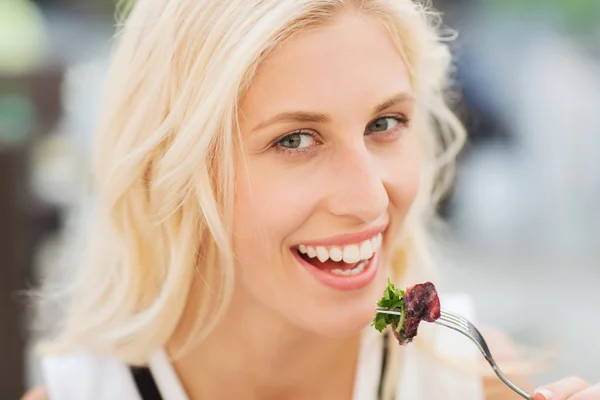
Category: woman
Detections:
[{"x1": 24, "y1": 0, "x2": 599, "y2": 399}]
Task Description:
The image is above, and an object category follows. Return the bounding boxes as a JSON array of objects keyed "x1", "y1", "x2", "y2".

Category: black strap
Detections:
[
  {"x1": 377, "y1": 332, "x2": 390, "y2": 400},
  {"x1": 130, "y1": 366, "x2": 164, "y2": 400}
]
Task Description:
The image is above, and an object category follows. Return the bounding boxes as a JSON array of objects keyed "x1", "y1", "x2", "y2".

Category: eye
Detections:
[
  {"x1": 276, "y1": 132, "x2": 317, "y2": 150},
  {"x1": 366, "y1": 116, "x2": 406, "y2": 133}
]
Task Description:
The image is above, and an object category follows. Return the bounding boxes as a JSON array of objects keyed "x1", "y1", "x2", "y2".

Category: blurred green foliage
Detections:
[
  {"x1": 108, "y1": 0, "x2": 599, "y2": 32},
  {"x1": 487, "y1": 0, "x2": 600, "y2": 31}
]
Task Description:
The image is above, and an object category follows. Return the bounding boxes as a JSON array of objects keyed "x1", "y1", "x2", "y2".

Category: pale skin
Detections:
[{"x1": 23, "y1": 11, "x2": 599, "y2": 400}]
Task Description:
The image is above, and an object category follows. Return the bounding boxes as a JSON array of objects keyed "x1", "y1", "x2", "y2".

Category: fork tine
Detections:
[
  {"x1": 375, "y1": 307, "x2": 402, "y2": 316},
  {"x1": 439, "y1": 314, "x2": 469, "y2": 331},
  {"x1": 440, "y1": 310, "x2": 470, "y2": 327},
  {"x1": 440, "y1": 309, "x2": 463, "y2": 319},
  {"x1": 435, "y1": 315, "x2": 470, "y2": 336},
  {"x1": 438, "y1": 313, "x2": 465, "y2": 325},
  {"x1": 434, "y1": 316, "x2": 462, "y2": 331},
  {"x1": 438, "y1": 313, "x2": 491, "y2": 356}
]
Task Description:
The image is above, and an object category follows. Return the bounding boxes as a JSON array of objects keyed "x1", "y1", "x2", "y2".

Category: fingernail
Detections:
[{"x1": 533, "y1": 388, "x2": 555, "y2": 400}]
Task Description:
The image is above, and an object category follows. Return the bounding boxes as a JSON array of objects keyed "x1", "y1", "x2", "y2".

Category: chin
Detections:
[
  {"x1": 299, "y1": 270, "x2": 389, "y2": 339},
  {"x1": 304, "y1": 303, "x2": 377, "y2": 339},
  {"x1": 312, "y1": 319, "x2": 373, "y2": 339}
]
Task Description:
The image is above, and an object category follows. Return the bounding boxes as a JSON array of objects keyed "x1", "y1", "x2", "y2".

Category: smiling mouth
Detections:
[{"x1": 294, "y1": 233, "x2": 382, "y2": 276}]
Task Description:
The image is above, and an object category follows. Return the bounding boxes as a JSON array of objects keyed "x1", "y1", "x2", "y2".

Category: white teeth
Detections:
[
  {"x1": 297, "y1": 232, "x2": 384, "y2": 264},
  {"x1": 329, "y1": 247, "x2": 343, "y2": 262},
  {"x1": 342, "y1": 245, "x2": 361, "y2": 263},
  {"x1": 371, "y1": 233, "x2": 382, "y2": 252},
  {"x1": 359, "y1": 240, "x2": 373, "y2": 260},
  {"x1": 329, "y1": 260, "x2": 367, "y2": 276},
  {"x1": 316, "y1": 246, "x2": 329, "y2": 263}
]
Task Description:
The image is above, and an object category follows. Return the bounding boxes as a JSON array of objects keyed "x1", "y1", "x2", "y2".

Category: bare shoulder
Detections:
[
  {"x1": 21, "y1": 387, "x2": 48, "y2": 400},
  {"x1": 480, "y1": 325, "x2": 534, "y2": 400}
]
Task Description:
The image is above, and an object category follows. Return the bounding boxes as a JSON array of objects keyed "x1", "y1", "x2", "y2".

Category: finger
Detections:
[
  {"x1": 21, "y1": 386, "x2": 48, "y2": 400},
  {"x1": 568, "y1": 383, "x2": 600, "y2": 400},
  {"x1": 534, "y1": 376, "x2": 590, "y2": 400}
]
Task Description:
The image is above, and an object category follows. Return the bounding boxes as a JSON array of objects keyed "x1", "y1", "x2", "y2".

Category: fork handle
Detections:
[{"x1": 487, "y1": 361, "x2": 533, "y2": 399}]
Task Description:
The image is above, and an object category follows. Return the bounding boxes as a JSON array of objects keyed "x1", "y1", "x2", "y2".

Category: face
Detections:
[{"x1": 233, "y1": 12, "x2": 421, "y2": 337}]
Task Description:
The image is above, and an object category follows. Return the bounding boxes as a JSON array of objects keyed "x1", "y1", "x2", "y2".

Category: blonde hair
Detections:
[{"x1": 39, "y1": 0, "x2": 465, "y2": 387}]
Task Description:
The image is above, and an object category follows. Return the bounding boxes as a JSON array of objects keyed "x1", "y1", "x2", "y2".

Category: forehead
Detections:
[{"x1": 240, "y1": 12, "x2": 413, "y2": 122}]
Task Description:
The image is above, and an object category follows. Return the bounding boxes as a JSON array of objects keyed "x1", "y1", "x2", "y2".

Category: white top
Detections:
[{"x1": 41, "y1": 293, "x2": 484, "y2": 400}]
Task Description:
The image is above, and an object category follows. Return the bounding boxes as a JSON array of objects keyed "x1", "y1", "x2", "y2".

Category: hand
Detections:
[
  {"x1": 533, "y1": 377, "x2": 600, "y2": 400},
  {"x1": 21, "y1": 387, "x2": 48, "y2": 400}
]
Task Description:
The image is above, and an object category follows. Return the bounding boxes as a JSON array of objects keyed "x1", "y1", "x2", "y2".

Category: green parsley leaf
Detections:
[{"x1": 371, "y1": 279, "x2": 406, "y2": 334}]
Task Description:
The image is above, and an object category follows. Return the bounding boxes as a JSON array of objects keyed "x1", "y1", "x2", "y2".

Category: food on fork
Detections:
[{"x1": 372, "y1": 280, "x2": 441, "y2": 345}]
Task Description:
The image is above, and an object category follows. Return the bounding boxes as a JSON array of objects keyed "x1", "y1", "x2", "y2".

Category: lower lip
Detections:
[{"x1": 293, "y1": 250, "x2": 379, "y2": 291}]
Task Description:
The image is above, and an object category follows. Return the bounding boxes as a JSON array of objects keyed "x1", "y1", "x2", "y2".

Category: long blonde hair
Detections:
[{"x1": 39, "y1": 0, "x2": 465, "y2": 377}]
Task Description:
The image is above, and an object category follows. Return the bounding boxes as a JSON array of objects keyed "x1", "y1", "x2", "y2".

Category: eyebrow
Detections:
[
  {"x1": 250, "y1": 92, "x2": 414, "y2": 133},
  {"x1": 372, "y1": 92, "x2": 414, "y2": 114},
  {"x1": 251, "y1": 111, "x2": 331, "y2": 132}
]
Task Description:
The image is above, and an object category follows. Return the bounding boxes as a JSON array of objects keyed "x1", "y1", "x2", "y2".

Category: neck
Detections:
[{"x1": 168, "y1": 288, "x2": 362, "y2": 400}]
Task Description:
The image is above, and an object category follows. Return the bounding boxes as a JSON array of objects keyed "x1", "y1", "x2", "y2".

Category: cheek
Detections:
[
  {"x1": 386, "y1": 133, "x2": 422, "y2": 210},
  {"x1": 232, "y1": 162, "x2": 317, "y2": 260}
]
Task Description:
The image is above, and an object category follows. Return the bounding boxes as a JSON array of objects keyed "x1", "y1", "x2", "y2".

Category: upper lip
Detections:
[{"x1": 294, "y1": 224, "x2": 388, "y2": 248}]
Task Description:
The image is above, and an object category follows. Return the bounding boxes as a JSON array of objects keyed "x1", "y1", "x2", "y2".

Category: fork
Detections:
[{"x1": 376, "y1": 307, "x2": 533, "y2": 399}]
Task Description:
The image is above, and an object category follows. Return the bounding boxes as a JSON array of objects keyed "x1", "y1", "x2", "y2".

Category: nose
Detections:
[{"x1": 326, "y1": 146, "x2": 389, "y2": 224}]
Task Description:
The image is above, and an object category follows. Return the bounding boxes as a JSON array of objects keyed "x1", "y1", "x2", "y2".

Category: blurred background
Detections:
[{"x1": 0, "y1": 0, "x2": 598, "y2": 397}]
